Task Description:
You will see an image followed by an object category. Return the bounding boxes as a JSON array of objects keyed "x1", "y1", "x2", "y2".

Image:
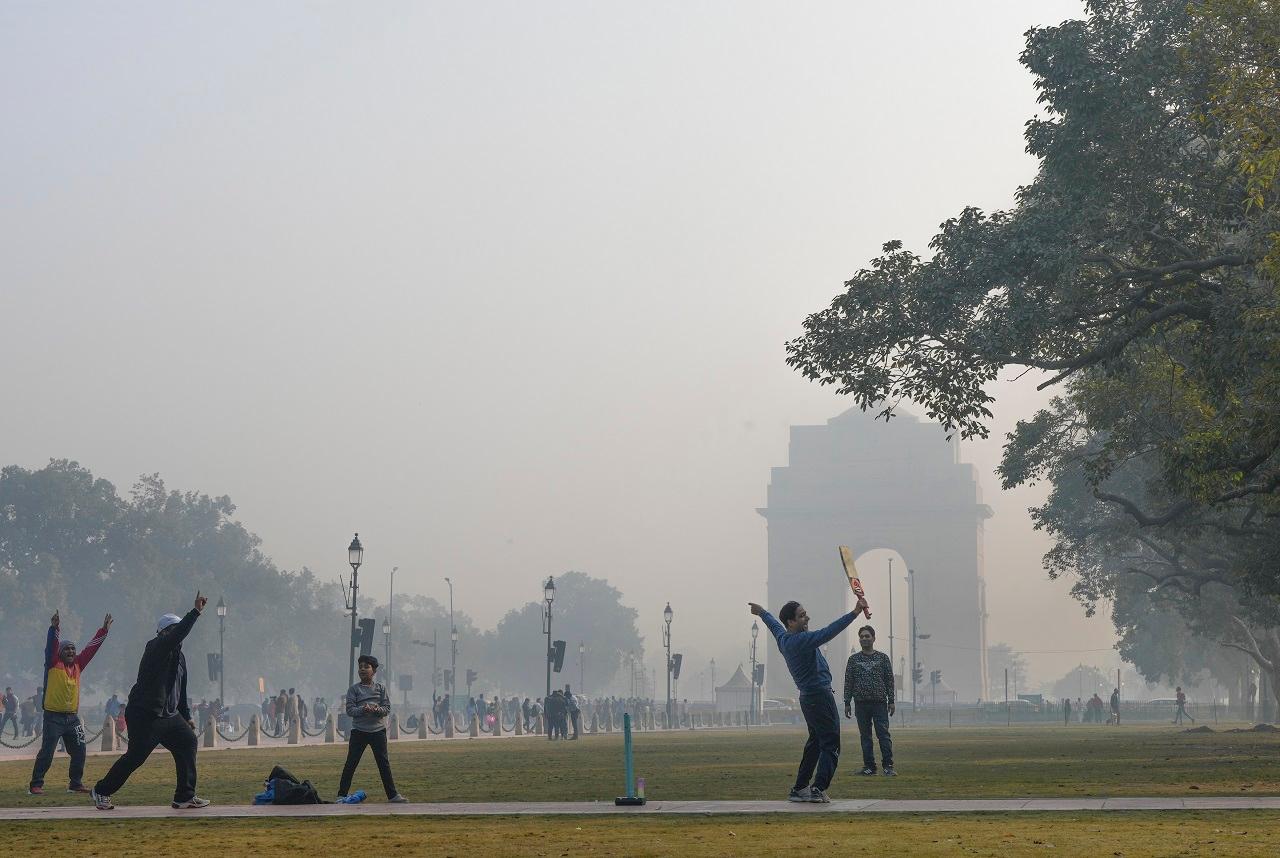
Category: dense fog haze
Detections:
[{"x1": 1, "y1": 1, "x2": 1118, "y2": 696}]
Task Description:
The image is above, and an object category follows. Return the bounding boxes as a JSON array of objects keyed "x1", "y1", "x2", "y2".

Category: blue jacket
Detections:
[{"x1": 760, "y1": 609, "x2": 858, "y2": 696}]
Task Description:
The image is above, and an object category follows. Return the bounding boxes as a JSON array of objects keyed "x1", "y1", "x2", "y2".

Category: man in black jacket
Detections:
[{"x1": 91, "y1": 591, "x2": 209, "y2": 810}]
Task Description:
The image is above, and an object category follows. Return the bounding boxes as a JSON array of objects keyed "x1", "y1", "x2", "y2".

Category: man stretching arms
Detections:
[
  {"x1": 29, "y1": 610, "x2": 111, "y2": 795},
  {"x1": 92, "y1": 592, "x2": 209, "y2": 810},
  {"x1": 843, "y1": 625, "x2": 895, "y2": 776},
  {"x1": 749, "y1": 596, "x2": 867, "y2": 802}
]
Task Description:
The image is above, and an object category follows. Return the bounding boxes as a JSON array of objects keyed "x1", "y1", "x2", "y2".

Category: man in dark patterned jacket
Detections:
[{"x1": 843, "y1": 625, "x2": 895, "y2": 776}]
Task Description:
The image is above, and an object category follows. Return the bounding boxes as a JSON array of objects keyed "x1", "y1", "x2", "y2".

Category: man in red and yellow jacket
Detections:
[{"x1": 28, "y1": 609, "x2": 111, "y2": 796}]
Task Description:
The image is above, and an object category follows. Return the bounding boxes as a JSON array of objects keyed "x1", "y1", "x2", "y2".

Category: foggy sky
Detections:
[{"x1": 1, "y1": 0, "x2": 1118, "y2": 695}]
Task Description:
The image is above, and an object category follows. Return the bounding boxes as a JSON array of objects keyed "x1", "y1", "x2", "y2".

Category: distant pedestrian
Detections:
[
  {"x1": 1109, "y1": 688, "x2": 1120, "y2": 725},
  {"x1": 750, "y1": 594, "x2": 869, "y2": 803},
  {"x1": 1173, "y1": 687, "x2": 1194, "y2": 725},
  {"x1": 843, "y1": 625, "x2": 895, "y2": 777},
  {"x1": 1063, "y1": 697, "x2": 1071, "y2": 726},
  {"x1": 29, "y1": 610, "x2": 112, "y2": 796},
  {"x1": 337, "y1": 655, "x2": 407, "y2": 803},
  {"x1": 565, "y1": 685, "x2": 581, "y2": 739},
  {"x1": 1, "y1": 687, "x2": 18, "y2": 738},
  {"x1": 92, "y1": 591, "x2": 210, "y2": 810},
  {"x1": 20, "y1": 696, "x2": 36, "y2": 736}
]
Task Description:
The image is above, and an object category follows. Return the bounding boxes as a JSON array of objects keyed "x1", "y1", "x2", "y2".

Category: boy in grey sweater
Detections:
[{"x1": 337, "y1": 655, "x2": 407, "y2": 802}]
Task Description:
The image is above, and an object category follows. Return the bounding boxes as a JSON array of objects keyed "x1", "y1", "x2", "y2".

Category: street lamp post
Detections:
[
  {"x1": 382, "y1": 619, "x2": 391, "y2": 689},
  {"x1": 444, "y1": 577, "x2": 457, "y2": 706},
  {"x1": 578, "y1": 641, "x2": 585, "y2": 695},
  {"x1": 387, "y1": 565, "x2": 397, "y2": 700},
  {"x1": 750, "y1": 620, "x2": 759, "y2": 726},
  {"x1": 216, "y1": 597, "x2": 227, "y2": 705},
  {"x1": 542, "y1": 576, "x2": 556, "y2": 699},
  {"x1": 887, "y1": 558, "x2": 895, "y2": 675},
  {"x1": 908, "y1": 568, "x2": 917, "y2": 712},
  {"x1": 663, "y1": 602, "x2": 673, "y2": 726},
  {"x1": 345, "y1": 534, "x2": 364, "y2": 689}
]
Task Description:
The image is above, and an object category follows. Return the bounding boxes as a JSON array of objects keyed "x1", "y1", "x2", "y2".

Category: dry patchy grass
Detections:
[{"x1": 4, "y1": 812, "x2": 1280, "y2": 857}]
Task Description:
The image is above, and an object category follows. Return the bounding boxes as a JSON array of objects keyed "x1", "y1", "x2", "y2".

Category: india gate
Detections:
[{"x1": 758, "y1": 407, "x2": 992, "y2": 702}]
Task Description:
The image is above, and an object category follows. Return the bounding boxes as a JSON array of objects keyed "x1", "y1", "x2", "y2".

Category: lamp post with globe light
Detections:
[
  {"x1": 542, "y1": 577, "x2": 556, "y2": 698},
  {"x1": 344, "y1": 534, "x2": 364, "y2": 689},
  {"x1": 216, "y1": 597, "x2": 227, "y2": 705},
  {"x1": 663, "y1": 602, "x2": 673, "y2": 726}
]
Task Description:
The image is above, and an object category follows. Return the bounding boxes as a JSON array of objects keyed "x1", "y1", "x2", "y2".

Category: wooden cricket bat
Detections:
[{"x1": 838, "y1": 545, "x2": 872, "y2": 618}]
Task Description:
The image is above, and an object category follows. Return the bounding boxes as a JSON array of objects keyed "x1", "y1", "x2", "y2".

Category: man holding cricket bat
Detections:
[{"x1": 749, "y1": 593, "x2": 869, "y2": 803}]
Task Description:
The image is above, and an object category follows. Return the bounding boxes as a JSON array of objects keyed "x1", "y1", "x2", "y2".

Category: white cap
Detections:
[{"x1": 156, "y1": 613, "x2": 183, "y2": 633}]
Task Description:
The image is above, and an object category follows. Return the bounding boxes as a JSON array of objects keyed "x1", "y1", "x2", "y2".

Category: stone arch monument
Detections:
[{"x1": 758, "y1": 407, "x2": 992, "y2": 702}]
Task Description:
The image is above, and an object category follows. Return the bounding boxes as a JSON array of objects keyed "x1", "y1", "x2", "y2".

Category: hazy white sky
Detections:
[{"x1": 2, "y1": 0, "x2": 1117, "y2": 692}]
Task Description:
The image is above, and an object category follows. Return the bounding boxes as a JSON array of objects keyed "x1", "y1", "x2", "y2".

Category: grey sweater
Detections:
[{"x1": 344, "y1": 681, "x2": 390, "y2": 733}]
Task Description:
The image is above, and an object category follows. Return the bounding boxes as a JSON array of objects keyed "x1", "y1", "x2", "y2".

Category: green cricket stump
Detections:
[{"x1": 614, "y1": 713, "x2": 646, "y2": 806}]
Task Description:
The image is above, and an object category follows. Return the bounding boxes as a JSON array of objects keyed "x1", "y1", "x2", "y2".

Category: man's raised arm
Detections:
[{"x1": 749, "y1": 602, "x2": 785, "y2": 642}]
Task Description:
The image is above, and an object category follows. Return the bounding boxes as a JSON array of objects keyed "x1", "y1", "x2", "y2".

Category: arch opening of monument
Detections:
[{"x1": 758, "y1": 407, "x2": 992, "y2": 703}]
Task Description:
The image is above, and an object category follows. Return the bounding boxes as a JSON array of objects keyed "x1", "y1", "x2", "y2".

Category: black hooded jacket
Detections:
[{"x1": 125, "y1": 608, "x2": 199, "y2": 720}]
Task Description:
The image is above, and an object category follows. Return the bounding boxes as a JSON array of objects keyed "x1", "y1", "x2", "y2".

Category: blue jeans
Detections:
[
  {"x1": 853, "y1": 700, "x2": 893, "y2": 770},
  {"x1": 796, "y1": 690, "x2": 841, "y2": 792},
  {"x1": 30, "y1": 712, "x2": 86, "y2": 788}
]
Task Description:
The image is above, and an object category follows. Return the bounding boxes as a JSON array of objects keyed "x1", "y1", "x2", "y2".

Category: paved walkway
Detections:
[{"x1": 4, "y1": 796, "x2": 1280, "y2": 821}]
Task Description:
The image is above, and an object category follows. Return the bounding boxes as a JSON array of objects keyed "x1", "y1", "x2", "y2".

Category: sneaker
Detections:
[
  {"x1": 91, "y1": 788, "x2": 114, "y2": 810},
  {"x1": 788, "y1": 788, "x2": 811, "y2": 802},
  {"x1": 883, "y1": 767, "x2": 897, "y2": 777},
  {"x1": 808, "y1": 787, "x2": 831, "y2": 803},
  {"x1": 67, "y1": 784, "x2": 91, "y2": 794},
  {"x1": 859, "y1": 767, "x2": 877, "y2": 776},
  {"x1": 26, "y1": 786, "x2": 44, "y2": 796},
  {"x1": 389, "y1": 794, "x2": 409, "y2": 803},
  {"x1": 172, "y1": 796, "x2": 210, "y2": 809}
]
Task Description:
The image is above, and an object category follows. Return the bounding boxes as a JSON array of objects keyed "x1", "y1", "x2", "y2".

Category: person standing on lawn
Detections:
[
  {"x1": 91, "y1": 592, "x2": 209, "y2": 810},
  {"x1": 843, "y1": 625, "x2": 895, "y2": 776},
  {"x1": 337, "y1": 655, "x2": 408, "y2": 803},
  {"x1": 749, "y1": 595, "x2": 869, "y2": 803},
  {"x1": 28, "y1": 610, "x2": 112, "y2": 796}
]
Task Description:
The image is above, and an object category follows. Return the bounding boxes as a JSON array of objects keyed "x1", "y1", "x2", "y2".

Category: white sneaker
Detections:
[
  {"x1": 172, "y1": 796, "x2": 210, "y2": 809},
  {"x1": 91, "y1": 788, "x2": 115, "y2": 810}
]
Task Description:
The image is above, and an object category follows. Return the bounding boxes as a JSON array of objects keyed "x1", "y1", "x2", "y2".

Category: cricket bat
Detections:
[{"x1": 838, "y1": 545, "x2": 872, "y2": 618}]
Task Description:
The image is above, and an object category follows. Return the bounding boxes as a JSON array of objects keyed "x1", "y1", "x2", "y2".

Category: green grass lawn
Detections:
[
  {"x1": 3, "y1": 723, "x2": 1278, "y2": 808},
  {"x1": 3, "y1": 812, "x2": 1280, "y2": 857}
]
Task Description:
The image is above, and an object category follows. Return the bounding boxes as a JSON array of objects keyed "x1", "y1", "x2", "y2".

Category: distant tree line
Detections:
[{"x1": 0, "y1": 460, "x2": 642, "y2": 704}]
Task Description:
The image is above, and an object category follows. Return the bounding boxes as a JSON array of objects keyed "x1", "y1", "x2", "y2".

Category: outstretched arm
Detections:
[
  {"x1": 45, "y1": 613, "x2": 60, "y2": 670},
  {"x1": 75, "y1": 615, "x2": 111, "y2": 669},
  {"x1": 750, "y1": 603, "x2": 785, "y2": 642},
  {"x1": 794, "y1": 609, "x2": 859, "y2": 649},
  {"x1": 156, "y1": 594, "x2": 206, "y2": 652}
]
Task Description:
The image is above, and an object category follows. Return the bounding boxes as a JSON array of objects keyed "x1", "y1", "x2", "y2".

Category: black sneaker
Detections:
[
  {"x1": 808, "y1": 787, "x2": 831, "y2": 803},
  {"x1": 788, "y1": 788, "x2": 810, "y2": 802},
  {"x1": 883, "y1": 767, "x2": 897, "y2": 777},
  {"x1": 860, "y1": 767, "x2": 877, "y2": 776}
]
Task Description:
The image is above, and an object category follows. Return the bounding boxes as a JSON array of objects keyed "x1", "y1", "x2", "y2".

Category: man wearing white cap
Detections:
[{"x1": 91, "y1": 591, "x2": 209, "y2": 810}]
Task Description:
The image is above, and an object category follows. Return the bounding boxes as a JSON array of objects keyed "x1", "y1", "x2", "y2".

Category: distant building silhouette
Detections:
[{"x1": 758, "y1": 407, "x2": 991, "y2": 702}]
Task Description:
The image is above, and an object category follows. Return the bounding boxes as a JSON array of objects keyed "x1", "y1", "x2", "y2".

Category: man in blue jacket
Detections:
[{"x1": 750, "y1": 596, "x2": 867, "y2": 803}]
